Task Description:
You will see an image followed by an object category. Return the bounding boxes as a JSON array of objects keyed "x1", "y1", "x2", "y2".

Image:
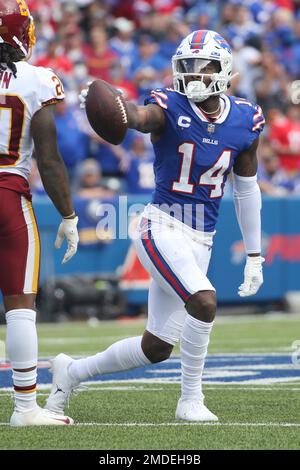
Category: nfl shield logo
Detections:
[{"x1": 207, "y1": 123, "x2": 215, "y2": 133}]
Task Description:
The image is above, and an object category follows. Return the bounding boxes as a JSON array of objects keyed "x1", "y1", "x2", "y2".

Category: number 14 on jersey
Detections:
[{"x1": 172, "y1": 142, "x2": 231, "y2": 198}]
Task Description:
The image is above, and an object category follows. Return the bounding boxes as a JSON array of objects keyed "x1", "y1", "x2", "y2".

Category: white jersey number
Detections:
[
  {"x1": 0, "y1": 95, "x2": 25, "y2": 167},
  {"x1": 172, "y1": 142, "x2": 231, "y2": 198},
  {"x1": 172, "y1": 142, "x2": 195, "y2": 194},
  {"x1": 199, "y1": 149, "x2": 231, "y2": 198}
]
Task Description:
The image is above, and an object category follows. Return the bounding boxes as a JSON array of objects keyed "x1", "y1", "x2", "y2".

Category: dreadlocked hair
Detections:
[{"x1": 0, "y1": 44, "x2": 24, "y2": 78}]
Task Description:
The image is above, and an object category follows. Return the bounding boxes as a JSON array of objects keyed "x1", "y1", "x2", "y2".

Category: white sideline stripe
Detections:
[
  {"x1": 0, "y1": 422, "x2": 299, "y2": 428},
  {"x1": 2, "y1": 386, "x2": 300, "y2": 396},
  {"x1": 213, "y1": 342, "x2": 293, "y2": 350},
  {"x1": 1, "y1": 352, "x2": 294, "y2": 360},
  {"x1": 77, "y1": 422, "x2": 300, "y2": 428},
  {"x1": 79, "y1": 377, "x2": 300, "y2": 385},
  {"x1": 0, "y1": 387, "x2": 167, "y2": 396},
  {"x1": 34, "y1": 348, "x2": 295, "y2": 354},
  {"x1": 206, "y1": 352, "x2": 293, "y2": 357},
  {"x1": 150, "y1": 364, "x2": 298, "y2": 371},
  {"x1": 1, "y1": 379, "x2": 300, "y2": 391},
  {"x1": 215, "y1": 313, "x2": 300, "y2": 323}
]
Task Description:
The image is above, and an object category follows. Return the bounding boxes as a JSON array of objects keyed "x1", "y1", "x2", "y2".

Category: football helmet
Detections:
[
  {"x1": 172, "y1": 30, "x2": 233, "y2": 102},
  {"x1": 0, "y1": 0, "x2": 36, "y2": 58}
]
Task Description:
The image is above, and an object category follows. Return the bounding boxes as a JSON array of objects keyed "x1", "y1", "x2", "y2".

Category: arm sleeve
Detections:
[{"x1": 233, "y1": 173, "x2": 262, "y2": 254}]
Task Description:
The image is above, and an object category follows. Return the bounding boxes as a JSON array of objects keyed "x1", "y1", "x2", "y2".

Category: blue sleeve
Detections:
[
  {"x1": 246, "y1": 103, "x2": 265, "y2": 148},
  {"x1": 144, "y1": 88, "x2": 169, "y2": 109},
  {"x1": 232, "y1": 97, "x2": 266, "y2": 151}
]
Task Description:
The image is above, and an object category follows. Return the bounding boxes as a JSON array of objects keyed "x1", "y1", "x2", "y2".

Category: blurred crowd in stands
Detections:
[{"x1": 27, "y1": 0, "x2": 300, "y2": 199}]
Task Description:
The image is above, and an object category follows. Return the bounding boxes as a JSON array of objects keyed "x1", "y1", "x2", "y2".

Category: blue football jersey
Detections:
[{"x1": 144, "y1": 88, "x2": 265, "y2": 232}]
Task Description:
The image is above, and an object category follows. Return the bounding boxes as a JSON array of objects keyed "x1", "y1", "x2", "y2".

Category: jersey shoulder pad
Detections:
[
  {"x1": 231, "y1": 96, "x2": 265, "y2": 134},
  {"x1": 144, "y1": 87, "x2": 177, "y2": 110},
  {"x1": 35, "y1": 67, "x2": 65, "y2": 107}
]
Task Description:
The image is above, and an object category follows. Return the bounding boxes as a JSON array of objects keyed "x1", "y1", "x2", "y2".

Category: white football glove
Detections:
[
  {"x1": 79, "y1": 83, "x2": 125, "y2": 109},
  {"x1": 55, "y1": 216, "x2": 79, "y2": 264},
  {"x1": 238, "y1": 256, "x2": 265, "y2": 297},
  {"x1": 79, "y1": 81, "x2": 92, "y2": 109}
]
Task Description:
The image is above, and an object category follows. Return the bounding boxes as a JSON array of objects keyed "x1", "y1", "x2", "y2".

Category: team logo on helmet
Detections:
[{"x1": 213, "y1": 33, "x2": 232, "y2": 53}]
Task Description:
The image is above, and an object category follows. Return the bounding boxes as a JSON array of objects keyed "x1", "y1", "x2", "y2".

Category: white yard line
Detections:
[
  {"x1": 0, "y1": 421, "x2": 299, "y2": 427},
  {"x1": 215, "y1": 313, "x2": 300, "y2": 323},
  {"x1": 78, "y1": 422, "x2": 300, "y2": 427}
]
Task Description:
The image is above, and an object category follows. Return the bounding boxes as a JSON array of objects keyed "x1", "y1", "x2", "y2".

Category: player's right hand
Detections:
[{"x1": 55, "y1": 216, "x2": 79, "y2": 264}]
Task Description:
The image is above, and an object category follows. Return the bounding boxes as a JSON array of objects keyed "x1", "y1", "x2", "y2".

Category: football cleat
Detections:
[
  {"x1": 10, "y1": 405, "x2": 74, "y2": 426},
  {"x1": 175, "y1": 398, "x2": 218, "y2": 422},
  {"x1": 45, "y1": 353, "x2": 79, "y2": 415}
]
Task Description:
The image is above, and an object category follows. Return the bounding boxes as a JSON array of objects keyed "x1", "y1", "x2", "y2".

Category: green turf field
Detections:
[{"x1": 0, "y1": 314, "x2": 300, "y2": 450}]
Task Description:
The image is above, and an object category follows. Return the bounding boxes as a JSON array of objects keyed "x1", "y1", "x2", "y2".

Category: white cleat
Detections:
[
  {"x1": 45, "y1": 353, "x2": 79, "y2": 415},
  {"x1": 175, "y1": 399, "x2": 219, "y2": 422},
  {"x1": 10, "y1": 406, "x2": 74, "y2": 426}
]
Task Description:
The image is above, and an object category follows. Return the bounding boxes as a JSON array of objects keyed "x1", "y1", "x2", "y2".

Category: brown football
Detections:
[{"x1": 85, "y1": 80, "x2": 128, "y2": 145}]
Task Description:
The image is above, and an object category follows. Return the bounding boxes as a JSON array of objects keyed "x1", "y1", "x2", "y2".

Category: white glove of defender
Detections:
[
  {"x1": 55, "y1": 216, "x2": 79, "y2": 264},
  {"x1": 79, "y1": 81, "x2": 92, "y2": 109},
  {"x1": 238, "y1": 256, "x2": 265, "y2": 297},
  {"x1": 79, "y1": 83, "x2": 125, "y2": 109},
  {"x1": 79, "y1": 88, "x2": 88, "y2": 109}
]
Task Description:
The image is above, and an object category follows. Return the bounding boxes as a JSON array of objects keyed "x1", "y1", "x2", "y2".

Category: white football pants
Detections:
[{"x1": 134, "y1": 204, "x2": 215, "y2": 345}]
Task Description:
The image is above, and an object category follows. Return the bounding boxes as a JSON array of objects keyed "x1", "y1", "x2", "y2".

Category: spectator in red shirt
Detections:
[
  {"x1": 269, "y1": 106, "x2": 300, "y2": 174},
  {"x1": 109, "y1": 63, "x2": 138, "y2": 101},
  {"x1": 34, "y1": 39, "x2": 74, "y2": 76},
  {"x1": 28, "y1": 0, "x2": 58, "y2": 16},
  {"x1": 274, "y1": 0, "x2": 294, "y2": 11},
  {"x1": 84, "y1": 26, "x2": 119, "y2": 81}
]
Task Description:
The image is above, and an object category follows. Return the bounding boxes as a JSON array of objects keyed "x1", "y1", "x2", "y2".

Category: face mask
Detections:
[{"x1": 186, "y1": 80, "x2": 209, "y2": 102}]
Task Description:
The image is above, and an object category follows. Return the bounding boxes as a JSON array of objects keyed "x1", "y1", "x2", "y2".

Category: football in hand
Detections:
[{"x1": 85, "y1": 80, "x2": 128, "y2": 145}]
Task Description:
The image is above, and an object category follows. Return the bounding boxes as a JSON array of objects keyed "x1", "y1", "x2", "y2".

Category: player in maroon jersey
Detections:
[{"x1": 0, "y1": 0, "x2": 78, "y2": 426}]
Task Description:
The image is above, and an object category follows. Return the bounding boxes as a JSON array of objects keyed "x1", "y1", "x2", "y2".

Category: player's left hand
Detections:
[
  {"x1": 79, "y1": 82, "x2": 125, "y2": 109},
  {"x1": 79, "y1": 88, "x2": 88, "y2": 109},
  {"x1": 55, "y1": 216, "x2": 79, "y2": 264},
  {"x1": 238, "y1": 255, "x2": 264, "y2": 297}
]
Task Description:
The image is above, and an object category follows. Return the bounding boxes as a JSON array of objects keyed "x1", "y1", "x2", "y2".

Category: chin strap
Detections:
[{"x1": 25, "y1": 48, "x2": 33, "y2": 62}]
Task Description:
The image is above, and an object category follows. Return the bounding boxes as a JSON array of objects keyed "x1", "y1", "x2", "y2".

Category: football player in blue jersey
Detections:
[{"x1": 46, "y1": 30, "x2": 265, "y2": 422}]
